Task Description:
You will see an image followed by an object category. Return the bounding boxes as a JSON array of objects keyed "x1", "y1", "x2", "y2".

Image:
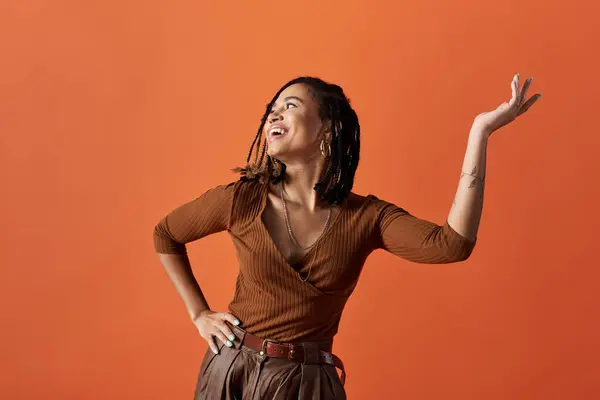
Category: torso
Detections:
[
  {"x1": 226, "y1": 179, "x2": 381, "y2": 341},
  {"x1": 261, "y1": 184, "x2": 343, "y2": 266}
]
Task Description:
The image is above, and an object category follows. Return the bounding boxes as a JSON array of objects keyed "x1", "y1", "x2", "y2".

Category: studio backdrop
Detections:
[{"x1": 1, "y1": 0, "x2": 598, "y2": 399}]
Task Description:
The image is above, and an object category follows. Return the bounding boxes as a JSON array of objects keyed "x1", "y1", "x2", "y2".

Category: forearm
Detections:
[
  {"x1": 157, "y1": 253, "x2": 211, "y2": 320},
  {"x1": 447, "y1": 126, "x2": 489, "y2": 242}
]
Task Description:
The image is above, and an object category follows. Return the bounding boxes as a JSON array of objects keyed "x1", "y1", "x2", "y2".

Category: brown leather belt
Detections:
[{"x1": 241, "y1": 331, "x2": 346, "y2": 386}]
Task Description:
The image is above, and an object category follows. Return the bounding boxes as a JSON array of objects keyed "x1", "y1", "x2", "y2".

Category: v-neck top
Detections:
[{"x1": 153, "y1": 179, "x2": 477, "y2": 343}]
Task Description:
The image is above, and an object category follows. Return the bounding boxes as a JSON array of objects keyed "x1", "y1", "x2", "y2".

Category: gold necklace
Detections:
[{"x1": 279, "y1": 181, "x2": 332, "y2": 281}]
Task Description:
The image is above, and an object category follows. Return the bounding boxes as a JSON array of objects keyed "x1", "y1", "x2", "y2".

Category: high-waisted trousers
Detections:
[{"x1": 193, "y1": 323, "x2": 346, "y2": 399}]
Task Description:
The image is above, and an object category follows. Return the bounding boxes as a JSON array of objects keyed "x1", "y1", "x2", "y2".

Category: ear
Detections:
[{"x1": 322, "y1": 120, "x2": 333, "y2": 140}]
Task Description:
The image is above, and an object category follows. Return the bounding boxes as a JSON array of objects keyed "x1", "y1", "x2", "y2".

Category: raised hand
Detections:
[{"x1": 473, "y1": 73, "x2": 542, "y2": 137}]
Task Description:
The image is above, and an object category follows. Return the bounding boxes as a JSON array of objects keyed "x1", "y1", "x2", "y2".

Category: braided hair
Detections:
[{"x1": 233, "y1": 77, "x2": 360, "y2": 205}]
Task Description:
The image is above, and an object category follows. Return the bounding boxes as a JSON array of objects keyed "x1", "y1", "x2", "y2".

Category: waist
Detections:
[
  {"x1": 242, "y1": 328, "x2": 333, "y2": 354},
  {"x1": 226, "y1": 322, "x2": 346, "y2": 385}
]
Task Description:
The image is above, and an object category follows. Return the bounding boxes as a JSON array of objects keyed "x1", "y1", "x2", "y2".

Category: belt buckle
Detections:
[{"x1": 260, "y1": 339, "x2": 278, "y2": 356}]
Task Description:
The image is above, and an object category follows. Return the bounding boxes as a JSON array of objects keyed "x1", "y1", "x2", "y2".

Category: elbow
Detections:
[
  {"x1": 447, "y1": 242, "x2": 476, "y2": 263},
  {"x1": 454, "y1": 252, "x2": 472, "y2": 263},
  {"x1": 153, "y1": 220, "x2": 165, "y2": 239},
  {"x1": 152, "y1": 220, "x2": 166, "y2": 247},
  {"x1": 153, "y1": 219, "x2": 186, "y2": 255},
  {"x1": 152, "y1": 223, "x2": 167, "y2": 253},
  {"x1": 440, "y1": 220, "x2": 476, "y2": 263}
]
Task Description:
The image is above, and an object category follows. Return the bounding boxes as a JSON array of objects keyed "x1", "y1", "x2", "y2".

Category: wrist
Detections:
[
  {"x1": 190, "y1": 308, "x2": 211, "y2": 321},
  {"x1": 469, "y1": 126, "x2": 490, "y2": 144}
]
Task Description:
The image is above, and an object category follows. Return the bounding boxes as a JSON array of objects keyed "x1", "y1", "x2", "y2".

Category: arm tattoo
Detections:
[
  {"x1": 461, "y1": 166, "x2": 485, "y2": 184},
  {"x1": 453, "y1": 166, "x2": 485, "y2": 207}
]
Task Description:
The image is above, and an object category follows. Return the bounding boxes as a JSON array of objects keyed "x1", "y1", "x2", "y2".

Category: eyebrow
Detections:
[
  {"x1": 270, "y1": 95, "x2": 304, "y2": 112},
  {"x1": 282, "y1": 96, "x2": 304, "y2": 103},
  {"x1": 272, "y1": 96, "x2": 304, "y2": 108}
]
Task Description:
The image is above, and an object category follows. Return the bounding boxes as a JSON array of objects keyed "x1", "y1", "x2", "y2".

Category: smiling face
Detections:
[{"x1": 264, "y1": 83, "x2": 329, "y2": 162}]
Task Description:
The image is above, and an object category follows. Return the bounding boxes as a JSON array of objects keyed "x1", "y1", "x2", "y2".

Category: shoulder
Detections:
[
  {"x1": 207, "y1": 178, "x2": 265, "y2": 199},
  {"x1": 231, "y1": 178, "x2": 268, "y2": 201},
  {"x1": 344, "y1": 191, "x2": 391, "y2": 212},
  {"x1": 227, "y1": 178, "x2": 268, "y2": 227},
  {"x1": 344, "y1": 191, "x2": 410, "y2": 221},
  {"x1": 341, "y1": 192, "x2": 382, "y2": 221},
  {"x1": 344, "y1": 192, "x2": 371, "y2": 208},
  {"x1": 190, "y1": 179, "x2": 266, "y2": 214}
]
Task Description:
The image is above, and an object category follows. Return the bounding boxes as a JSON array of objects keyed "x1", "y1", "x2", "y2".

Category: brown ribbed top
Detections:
[{"x1": 153, "y1": 179, "x2": 476, "y2": 343}]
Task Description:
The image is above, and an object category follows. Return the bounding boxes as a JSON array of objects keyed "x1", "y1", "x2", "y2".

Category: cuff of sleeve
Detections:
[
  {"x1": 443, "y1": 219, "x2": 477, "y2": 260},
  {"x1": 153, "y1": 239, "x2": 187, "y2": 255}
]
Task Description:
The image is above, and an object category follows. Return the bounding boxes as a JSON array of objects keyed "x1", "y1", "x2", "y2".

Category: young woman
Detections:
[{"x1": 153, "y1": 75, "x2": 540, "y2": 399}]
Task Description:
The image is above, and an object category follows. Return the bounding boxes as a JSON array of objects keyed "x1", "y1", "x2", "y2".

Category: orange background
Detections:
[{"x1": 2, "y1": 0, "x2": 599, "y2": 399}]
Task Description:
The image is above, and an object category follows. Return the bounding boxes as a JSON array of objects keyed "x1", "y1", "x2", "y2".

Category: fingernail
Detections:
[
  {"x1": 212, "y1": 348, "x2": 218, "y2": 354},
  {"x1": 226, "y1": 341, "x2": 233, "y2": 347},
  {"x1": 228, "y1": 335, "x2": 235, "y2": 341},
  {"x1": 233, "y1": 320, "x2": 240, "y2": 326}
]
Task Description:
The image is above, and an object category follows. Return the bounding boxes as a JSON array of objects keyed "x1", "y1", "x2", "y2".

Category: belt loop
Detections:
[{"x1": 301, "y1": 342, "x2": 320, "y2": 364}]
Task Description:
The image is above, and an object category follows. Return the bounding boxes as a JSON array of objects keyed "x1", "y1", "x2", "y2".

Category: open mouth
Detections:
[{"x1": 268, "y1": 126, "x2": 288, "y2": 142}]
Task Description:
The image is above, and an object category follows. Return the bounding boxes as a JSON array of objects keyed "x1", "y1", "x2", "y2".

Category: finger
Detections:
[
  {"x1": 212, "y1": 327, "x2": 232, "y2": 348},
  {"x1": 215, "y1": 319, "x2": 237, "y2": 343},
  {"x1": 219, "y1": 312, "x2": 241, "y2": 328},
  {"x1": 517, "y1": 93, "x2": 542, "y2": 116},
  {"x1": 215, "y1": 321, "x2": 235, "y2": 347},
  {"x1": 509, "y1": 75, "x2": 518, "y2": 107},
  {"x1": 520, "y1": 77, "x2": 533, "y2": 106},
  {"x1": 207, "y1": 335, "x2": 220, "y2": 355}
]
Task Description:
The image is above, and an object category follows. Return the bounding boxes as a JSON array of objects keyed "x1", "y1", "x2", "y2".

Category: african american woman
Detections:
[{"x1": 153, "y1": 75, "x2": 541, "y2": 399}]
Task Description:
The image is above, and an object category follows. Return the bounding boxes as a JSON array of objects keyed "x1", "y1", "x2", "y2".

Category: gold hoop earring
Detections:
[{"x1": 320, "y1": 139, "x2": 331, "y2": 158}]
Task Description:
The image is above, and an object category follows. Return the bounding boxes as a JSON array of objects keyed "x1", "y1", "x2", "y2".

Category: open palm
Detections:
[{"x1": 474, "y1": 74, "x2": 542, "y2": 137}]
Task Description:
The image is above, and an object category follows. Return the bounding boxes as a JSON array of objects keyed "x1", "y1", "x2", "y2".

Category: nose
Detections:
[{"x1": 268, "y1": 109, "x2": 283, "y2": 123}]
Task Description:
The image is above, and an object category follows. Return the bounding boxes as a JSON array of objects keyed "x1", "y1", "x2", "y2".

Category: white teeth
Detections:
[{"x1": 269, "y1": 127, "x2": 286, "y2": 136}]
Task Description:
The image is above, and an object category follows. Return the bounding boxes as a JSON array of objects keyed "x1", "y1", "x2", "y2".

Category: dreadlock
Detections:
[{"x1": 233, "y1": 77, "x2": 360, "y2": 205}]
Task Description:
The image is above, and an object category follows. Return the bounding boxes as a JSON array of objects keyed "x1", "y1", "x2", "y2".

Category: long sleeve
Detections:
[
  {"x1": 372, "y1": 198, "x2": 476, "y2": 264},
  {"x1": 153, "y1": 181, "x2": 238, "y2": 255}
]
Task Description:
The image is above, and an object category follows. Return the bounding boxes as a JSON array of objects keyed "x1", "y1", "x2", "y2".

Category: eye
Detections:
[{"x1": 285, "y1": 102, "x2": 297, "y2": 110}]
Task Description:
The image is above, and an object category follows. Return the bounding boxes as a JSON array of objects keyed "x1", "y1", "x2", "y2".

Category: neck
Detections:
[{"x1": 279, "y1": 157, "x2": 327, "y2": 211}]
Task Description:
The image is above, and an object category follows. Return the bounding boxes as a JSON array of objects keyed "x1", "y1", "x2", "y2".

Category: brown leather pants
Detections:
[{"x1": 193, "y1": 324, "x2": 346, "y2": 399}]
